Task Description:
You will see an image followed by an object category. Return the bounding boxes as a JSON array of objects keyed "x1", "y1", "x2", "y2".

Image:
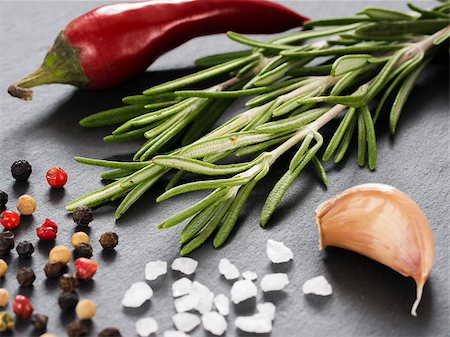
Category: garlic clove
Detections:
[{"x1": 315, "y1": 183, "x2": 434, "y2": 316}]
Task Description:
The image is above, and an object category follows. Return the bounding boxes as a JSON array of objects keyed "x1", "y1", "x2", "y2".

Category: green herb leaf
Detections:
[
  {"x1": 304, "y1": 17, "x2": 370, "y2": 28},
  {"x1": 331, "y1": 54, "x2": 372, "y2": 77},
  {"x1": 323, "y1": 107, "x2": 356, "y2": 161},
  {"x1": 356, "y1": 18, "x2": 450, "y2": 37},
  {"x1": 390, "y1": 61, "x2": 429, "y2": 134},
  {"x1": 213, "y1": 180, "x2": 257, "y2": 247},
  {"x1": 359, "y1": 7, "x2": 416, "y2": 21},
  {"x1": 157, "y1": 188, "x2": 230, "y2": 228},
  {"x1": 195, "y1": 50, "x2": 252, "y2": 67},
  {"x1": 227, "y1": 32, "x2": 294, "y2": 51},
  {"x1": 181, "y1": 197, "x2": 234, "y2": 255},
  {"x1": 357, "y1": 110, "x2": 366, "y2": 167},
  {"x1": 144, "y1": 54, "x2": 261, "y2": 95},
  {"x1": 311, "y1": 156, "x2": 328, "y2": 185},
  {"x1": 361, "y1": 105, "x2": 377, "y2": 170}
]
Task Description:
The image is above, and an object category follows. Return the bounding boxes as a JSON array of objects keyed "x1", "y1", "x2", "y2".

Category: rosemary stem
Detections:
[
  {"x1": 399, "y1": 25, "x2": 450, "y2": 64},
  {"x1": 269, "y1": 104, "x2": 347, "y2": 163}
]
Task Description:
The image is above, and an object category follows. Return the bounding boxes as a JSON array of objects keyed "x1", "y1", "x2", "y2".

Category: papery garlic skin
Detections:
[{"x1": 315, "y1": 183, "x2": 434, "y2": 316}]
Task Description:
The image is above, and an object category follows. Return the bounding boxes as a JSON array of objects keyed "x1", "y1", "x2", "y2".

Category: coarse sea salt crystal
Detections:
[
  {"x1": 172, "y1": 277, "x2": 192, "y2": 297},
  {"x1": 174, "y1": 294, "x2": 199, "y2": 313},
  {"x1": 171, "y1": 257, "x2": 198, "y2": 275},
  {"x1": 164, "y1": 331, "x2": 190, "y2": 337},
  {"x1": 260, "y1": 273, "x2": 289, "y2": 292},
  {"x1": 242, "y1": 271, "x2": 257, "y2": 281},
  {"x1": 172, "y1": 312, "x2": 201, "y2": 332},
  {"x1": 230, "y1": 279, "x2": 257, "y2": 304},
  {"x1": 218, "y1": 258, "x2": 239, "y2": 280},
  {"x1": 257, "y1": 302, "x2": 276, "y2": 321},
  {"x1": 136, "y1": 317, "x2": 158, "y2": 337},
  {"x1": 235, "y1": 314, "x2": 272, "y2": 333},
  {"x1": 266, "y1": 239, "x2": 293, "y2": 263},
  {"x1": 122, "y1": 282, "x2": 153, "y2": 308},
  {"x1": 191, "y1": 281, "x2": 214, "y2": 314},
  {"x1": 213, "y1": 294, "x2": 229, "y2": 316},
  {"x1": 202, "y1": 311, "x2": 228, "y2": 336},
  {"x1": 302, "y1": 275, "x2": 332, "y2": 296},
  {"x1": 145, "y1": 260, "x2": 167, "y2": 281}
]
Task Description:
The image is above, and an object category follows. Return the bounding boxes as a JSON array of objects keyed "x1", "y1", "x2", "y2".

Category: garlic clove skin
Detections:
[{"x1": 315, "y1": 183, "x2": 434, "y2": 317}]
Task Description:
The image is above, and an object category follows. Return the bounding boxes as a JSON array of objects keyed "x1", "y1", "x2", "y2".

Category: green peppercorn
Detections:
[
  {"x1": 74, "y1": 243, "x2": 93, "y2": 259},
  {"x1": 16, "y1": 267, "x2": 36, "y2": 287},
  {"x1": 44, "y1": 260, "x2": 65, "y2": 279},
  {"x1": 0, "y1": 231, "x2": 14, "y2": 255},
  {"x1": 72, "y1": 206, "x2": 93, "y2": 226},
  {"x1": 16, "y1": 241, "x2": 34, "y2": 258},
  {"x1": 0, "y1": 191, "x2": 8, "y2": 208},
  {"x1": 59, "y1": 273, "x2": 79, "y2": 292},
  {"x1": 0, "y1": 311, "x2": 15, "y2": 332},
  {"x1": 99, "y1": 232, "x2": 118, "y2": 249},
  {"x1": 58, "y1": 291, "x2": 79, "y2": 311},
  {"x1": 67, "y1": 319, "x2": 88, "y2": 337},
  {"x1": 11, "y1": 160, "x2": 32, "y2": 181},
  {"x1": 30, "y1": 313, "x2": 48, "y2": 330},
  {"x1": 98, "y1": 327, "x2": 122, "y2": 337}
]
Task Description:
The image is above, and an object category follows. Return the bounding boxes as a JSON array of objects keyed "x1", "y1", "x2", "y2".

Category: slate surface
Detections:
[{"x1": 0, "y1": 1, "x2": 449, "y2": 336}]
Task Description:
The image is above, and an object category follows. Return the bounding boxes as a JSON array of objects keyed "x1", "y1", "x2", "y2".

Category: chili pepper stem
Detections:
[{"x1": 8, "y1": 32, "x2": 88, "y2": 100}]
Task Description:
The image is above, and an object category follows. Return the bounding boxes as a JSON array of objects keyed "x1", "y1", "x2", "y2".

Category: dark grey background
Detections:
[{"x1": 0, "y1": 1, "x2": 449, "y2": 336}]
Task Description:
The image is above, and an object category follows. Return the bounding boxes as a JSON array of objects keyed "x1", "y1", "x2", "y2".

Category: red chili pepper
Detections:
[
  {"x1": 46, "y1": 166, "x2": 68, "y2": 188},
  {"x1": 9, "y1": 0, "x2": 308, "y2": 100},
  {"x1": 0, "y1": 210, "x2": 20, "y2": 229},
  {"x1": 13, "y1": 295, "x2": 34, "y2": 319}
]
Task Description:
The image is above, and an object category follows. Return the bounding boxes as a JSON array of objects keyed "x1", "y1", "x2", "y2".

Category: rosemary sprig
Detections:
[{"x1": 68, "y1": 3, "x2": 450, "y2": 255}]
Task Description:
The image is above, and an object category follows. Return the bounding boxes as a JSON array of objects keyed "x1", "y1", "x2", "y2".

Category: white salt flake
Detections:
[
  {"x1": 242, "y1": 271, "x2": 257, "y2": 281},
  {"x1": 218, "y1": 258, "x2": 239, "y2": 280},
  {"x1": 136, "y1": 317, "x2": 158, "y2": 337},
  {"x1": 172, "y1": 277, "x2": 192, "y2": 297},
  {"x1": 266, "y1": 239, "x2": 293, "y2": 263},
  {"x1": 230, "y1": 279, "x2": 257, "y2": 304},
  {"x1": 172, "y1": 312, "x2": 201, "y2": 332},
  {"x1": 163, "y1": 331, "x2": 190, "y2": 337},
  {"x1": 302, "y1": 275, "x2": 332, "y2": 296},
  {"x1": 213, "y1": 294, "x2": 229, "y2": 316},
  {"x1": 174, "y1": 294, "x2": 199, "y2": 313},
  {"x1": 122, "y1": 282, "x2": 153, "y2": 308},
  {"x1": 257, "y1": 302, "x2": 276, "y2": 321},
  {"x1": 145, "y1": 260, "x2": 167, "y2": 281},
  {"x1": 171, "y1": 257, "x2": 198, "y2": 275},
  {"x1": 260, "y1": 273, "x2": 289, "y2": 292},
  {"x1": 202, "y1": 311, "x2": 228, "y2": 336},
  {"x1": 235, "y1": 314, "x2": 272, "y2": 333},
  {"x1": 191, "y1": 281, "x2": 214, "y2": 314}
]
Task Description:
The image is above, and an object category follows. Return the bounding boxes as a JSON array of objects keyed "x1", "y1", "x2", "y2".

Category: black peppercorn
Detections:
[
  {"x1": 72, "y1": 206, "x2": 93, "y2": 226},
  {"x1": 59, "y1": 273, "x2": 79, "y2": 292},
  {"x1": 74, "y1": 243, "x2": 93, "y2": 259},
  {"x1": 99, "y1": 232, "x2": 119, "y2": 249},
  {"x1": 16, "y1": 241, "x2": 35, "y2": 258},
  {"x1": 58, "y1": 291, "x2": 79, "y2": 311},
  {"x1": 0, "y1": 231, "x2": 15, "y2": 255},
  {"x1": 0, "y1": 190, "x2": 8, "y2": 208},
  {"x1": 98, "y1": 327, "x2": 122, "y2": 337},
  {"x1": 44, "y1": 260, "x2": 65, "y2": 278},
  {"x1": 16, "y1": 266, "x2": 36, "y2": 286},
  {"x1": 30, "y1": 313, "x2": 48, "y2": 330},
  {"x1": 11, "y1": 160, "x2": 32, "y2": 181},
  {"x1": 67, "y1": 319, "x2": 88, "y2": 337}
]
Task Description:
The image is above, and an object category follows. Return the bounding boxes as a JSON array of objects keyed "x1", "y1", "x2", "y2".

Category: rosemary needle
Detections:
[{"x1": 69, "y1": 3, "x2": 450, "y2": 255}]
